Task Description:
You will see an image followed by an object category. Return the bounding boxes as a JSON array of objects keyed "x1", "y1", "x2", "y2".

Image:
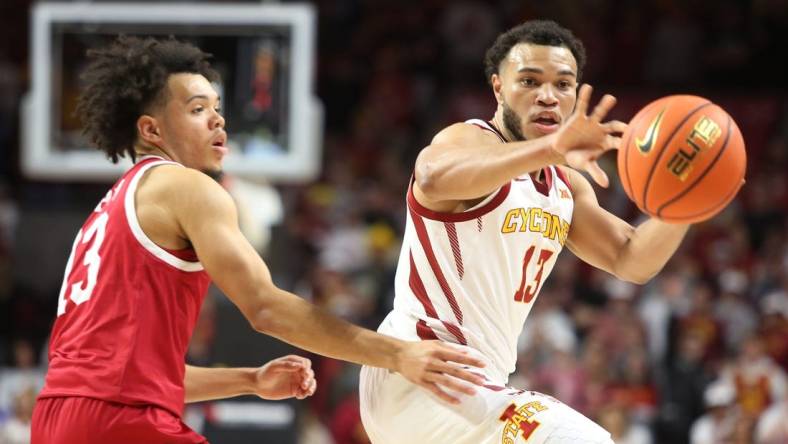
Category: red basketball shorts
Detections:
[{"x1": 32, "y1": 396, "x2": 207, "y2": 444}]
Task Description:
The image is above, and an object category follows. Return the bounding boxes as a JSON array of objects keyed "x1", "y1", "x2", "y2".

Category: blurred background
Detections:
[{"x1": 1, "y1": 0, "x2": 787, "y2": 443}]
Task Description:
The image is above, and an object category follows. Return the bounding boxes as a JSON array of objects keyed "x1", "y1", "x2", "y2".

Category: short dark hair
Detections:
[
  {"x1": 483, "y1": 20, "x2": 586, "y2": 85},
  {"x1": 76, "y1": 36, "x2": 219, "y2": 163}
]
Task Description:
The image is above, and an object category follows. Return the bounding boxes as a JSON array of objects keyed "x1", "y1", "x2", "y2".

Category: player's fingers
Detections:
[
  {"x1": 292, "y1": 355, "x2": 312, "y2": 368},
  {"x1": 300, "y1": 368, "x2": 315, "y2": 390},
  {"x1": 606, "y1": 135, "x2": 622, "y2": 151},
  {"x1": 431, "y1": 361, "x2": 486, "y2": 386},
  {"x1": 296, "y1": 377, "x2": 317, "y2": 399},
  {"x1": 269, "y1": 360, "x2": 304, "y2": 372},
  {"x1": 307, "y1": 377, "x2": 317, "y2": 396},
  {"x1": 590, "y1": 94, "x2": 617, "y2": 122},
  {"x1": 434, "y1": 347, "x2": 486, "y2": 369},
  {"x1": 421, "y1": 381, "x2": 461, "y2": 404},
  {"x1": 576, "y1": 84, "x2": 592, "y2": 115},
  {"x1": 431, "y1": 372, "x2": 477, "y2": 396},
  {"x1": 281, "y1": 355, "x2": 311, "y2": 368},
  {"x1": 603, "y1": 120, "x2": 628, "y2": 135},
  {"x1": 585, "y1": 161, "x2": 609, "y2": 188}
]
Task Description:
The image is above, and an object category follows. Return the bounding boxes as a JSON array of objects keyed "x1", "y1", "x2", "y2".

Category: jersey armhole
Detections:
[
  {"x1": 406, "y1": 175, "x2": 511, "y2": 222},
  {"x1": 124, "y1": 162, "x2": 205, "y2": 272},
  {"x1": 553, "y1": 165, "x2": 574, "y2": 193}
]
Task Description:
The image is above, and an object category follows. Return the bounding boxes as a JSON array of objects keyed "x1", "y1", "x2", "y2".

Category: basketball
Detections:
[{"x1": 618, "y1": 95, "x2": 747, "y2": 224}]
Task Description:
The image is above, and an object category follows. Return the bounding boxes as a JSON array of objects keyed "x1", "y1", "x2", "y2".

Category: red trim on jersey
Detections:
[
  {"x1": 467, "y1": 369, "x2": 506, "y2": 392},
  {"x1": 484, "y1": 383, "x2": 506, "y2": 392},
  {"x1": 416, "y1": 320, "x2": 439, "y2": 340},
  {"x1": 407, "y1": 179, "x2": 511, "y2": 222},
  {"x1": 444, "y1": 222, "x2": 464, "y2": 279},
  {"x1": 443, "y1": 322, "x2": 468, "y2": 346},
  {"x1": 553, "y1": 165, "x2": 573, "y2": 193},
  {"x1": 531, "y1": 167, "x2": 553, "y2": 196},
  {"x1": 470, "y1": 122, "x2": 506, "y2": 142},
  {"x1": 409, "y1": 252, "x2": 439, "y2": 318},
  {"x1": 409, "y1": 252, "x2": 467, "y2": 345},
  {"x1": 484, "y1": 121, "x2": 508, "y2": 142},
  {"x1": 409, "y1": 208, "x2": 466, "y2": 327}
]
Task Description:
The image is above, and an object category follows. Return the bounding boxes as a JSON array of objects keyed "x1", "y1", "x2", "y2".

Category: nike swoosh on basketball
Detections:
[{"x1": 635, "y1": 108, "x2": 666, "y2": 155}]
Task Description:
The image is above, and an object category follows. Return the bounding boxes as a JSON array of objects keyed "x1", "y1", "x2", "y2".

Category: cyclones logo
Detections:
[{"x1": 499, "y1": 401, "x2": 548, "y2": 443}]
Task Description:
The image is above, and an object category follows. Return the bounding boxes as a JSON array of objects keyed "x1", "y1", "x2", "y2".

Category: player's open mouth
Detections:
[
  {"x1": 531, "y1": 113, "x2": 560, "y2": 133},
  {"x1": 211, "y1": 136, "x2": 229, "y2": 155}
]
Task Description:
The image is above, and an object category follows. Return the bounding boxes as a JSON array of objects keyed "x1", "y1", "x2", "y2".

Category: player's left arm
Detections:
[
  {"x1": 563, "y1": 167, "x2": 690, "y2": 284},
  {"x1": 184, "y1": 355, "x2": 316, "y2": 403}
]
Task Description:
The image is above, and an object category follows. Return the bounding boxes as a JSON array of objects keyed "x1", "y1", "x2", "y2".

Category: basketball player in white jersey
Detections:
[{"x1": 360, "y1": 20, "x2": 691, "y2": 444}]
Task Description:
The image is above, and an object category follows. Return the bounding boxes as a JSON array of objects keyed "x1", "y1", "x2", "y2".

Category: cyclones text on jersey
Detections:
[{"x1": 500, "y1": 207, "x2": 571, "y2": 246}]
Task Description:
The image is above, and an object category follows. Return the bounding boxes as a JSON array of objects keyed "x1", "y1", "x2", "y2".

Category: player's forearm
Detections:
[
  {"x1": 416, "y1": 137, "x2": 562, "y2": 201},
  {"x1": 184, "y1": 365, "x2": 257, "y2": 403},
  {"x1": 613, "y1": 219, "x2": 690, "y2": 284},
  {"x1": 249, "y1": 289, "x2": 403, "y2": 371}
]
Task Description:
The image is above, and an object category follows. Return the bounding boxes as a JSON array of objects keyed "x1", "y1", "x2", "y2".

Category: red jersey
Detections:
[{"x1": 39, "y1": 156, "x2": 211, "y2": 417}]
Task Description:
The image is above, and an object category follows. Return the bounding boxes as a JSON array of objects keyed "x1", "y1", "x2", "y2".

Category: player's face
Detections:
[
  {"x1": 494, "y1": 43, "x2": 578, "y2": 141},
  {"x1": 156, "y1": 73, "x2": 227, "y2": 174}
]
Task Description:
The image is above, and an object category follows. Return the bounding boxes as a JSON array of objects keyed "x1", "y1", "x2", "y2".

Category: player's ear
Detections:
[
  {"x1": 491, "y1": 74, "x2": 503, "y2": 105},
  {"x1": 137, "y1": 115, "x2": 162, "y2": 145}
]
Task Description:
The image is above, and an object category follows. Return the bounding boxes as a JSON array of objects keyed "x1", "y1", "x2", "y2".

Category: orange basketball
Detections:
[{"x1": 618, "y1": 95, "x2": 747, "y2": 224}]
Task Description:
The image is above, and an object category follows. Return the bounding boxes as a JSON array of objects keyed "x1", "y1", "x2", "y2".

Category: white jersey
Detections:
[
  {"x1": 379, "y1": 119, "x2": 575, "y2": 383},
  {"x1": 361, "y1": 120, "x2": 610, "y2": 444}
]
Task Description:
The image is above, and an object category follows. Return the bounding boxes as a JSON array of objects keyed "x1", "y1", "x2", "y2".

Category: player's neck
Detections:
[
  {"x1": 489, "y1": 113, "x2": 514, "y2": 143},
  {"x1": 134, "y1": 144, "x2": 174, "y2": 163}
]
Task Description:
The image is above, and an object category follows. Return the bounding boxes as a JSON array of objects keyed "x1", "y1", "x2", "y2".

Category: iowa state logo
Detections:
[{"x1": 499, "y1": 401, "x2": 548, "y2": 443}]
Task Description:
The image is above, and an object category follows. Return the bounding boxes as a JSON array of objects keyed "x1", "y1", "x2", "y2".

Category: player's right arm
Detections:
[
  {"x1": 152, "y1": 166, "x2": 485, "y2": 403},
  {"x1": 414, "y1": 84, "x2": 626, "y2": 211},
  {"x1": 184, "y1": 355, "x2": 316, "y2": 403},
  {"x1": 414, "y1": 122, "x2": 561, "y2": 210}
]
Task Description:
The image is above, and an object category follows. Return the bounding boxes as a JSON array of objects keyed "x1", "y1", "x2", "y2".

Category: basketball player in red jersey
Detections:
[
  {"x1": 31, "y1": 36, "x2": 486, "y2": 444},
  {"x1": 360, "y1": 20, "x2": 692, "y2": 443}
]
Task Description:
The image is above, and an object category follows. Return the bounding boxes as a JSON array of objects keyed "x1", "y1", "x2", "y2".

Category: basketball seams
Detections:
[
  {"x1": 641, "y1": 101, "x2": 714, "y2": 213},
  {"x1": 659, "y1": 166, "x2": 744, "y2": 222},
  {"x1": 656, "y1": 115, "x2": 732, "y2": 217}
]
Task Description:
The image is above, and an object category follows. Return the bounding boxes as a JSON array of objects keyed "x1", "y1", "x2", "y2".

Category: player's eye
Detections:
[
  {"x1": 521, "y1": 78, "x2": 537, "y2": 87},
  {"x1": 557, "y1": 80, "x2": 571, "y2": 89},
  {"x1": 214, "y1": 106, "x2": 222, "y2": 114},
  {"x1": 192, "y1": 106, "x2": 204, "y2": 114}
]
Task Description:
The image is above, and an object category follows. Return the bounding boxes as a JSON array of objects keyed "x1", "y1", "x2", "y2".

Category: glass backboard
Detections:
[{"x1": 23, "y1": 2, "x2": 322, "y2": 183}]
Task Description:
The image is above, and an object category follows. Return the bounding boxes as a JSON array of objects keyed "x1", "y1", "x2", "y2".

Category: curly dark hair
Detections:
[
  {"x1": 76, "y1": 36, "x2": 219, "y2": 163},
  {"x1": 483, "y1": 20, "x2": 586, "y2": 86}
]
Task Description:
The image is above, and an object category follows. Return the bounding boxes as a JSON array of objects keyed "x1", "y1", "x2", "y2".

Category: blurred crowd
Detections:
[{"x1": 1, "y1": 1, "x2": 788, "y2": 444}]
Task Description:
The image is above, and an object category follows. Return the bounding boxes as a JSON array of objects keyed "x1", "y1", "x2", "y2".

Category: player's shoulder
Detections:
[
  {"x1": 141, "y1": 164, "x2": 233, "y2": 210},
  {"x1": 143, "y1": 163, "x2": 217, "y2": 189},
  {"x1": 431, "y1": 121, "x2": 501, "y2": 146}
]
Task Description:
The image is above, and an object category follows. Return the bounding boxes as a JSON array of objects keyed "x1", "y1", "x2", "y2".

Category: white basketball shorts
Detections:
[{"x1": 359, "y1": 365, "x2": 614, "y2": 444}]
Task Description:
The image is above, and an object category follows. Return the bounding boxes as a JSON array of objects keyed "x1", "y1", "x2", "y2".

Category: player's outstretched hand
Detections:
[
  {"x1": 395, "y1": 340, "x2": 487, "y2": 404},
  {"x1": 253, "y1": 355, "x2": 316, "y2": 400},
  {"x1": 553, "y1": 84, "x2": 628, "y2": 188}
]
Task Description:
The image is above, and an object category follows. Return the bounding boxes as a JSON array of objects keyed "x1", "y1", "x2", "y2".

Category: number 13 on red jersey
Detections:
[{"x1": 56, "y1": 212, "x2": 109, "y2": 317}]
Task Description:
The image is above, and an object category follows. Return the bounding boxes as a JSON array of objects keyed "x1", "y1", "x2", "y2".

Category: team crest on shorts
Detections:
[{"x1": 499, "y1": 401, "x2": 548, "y2": 443}]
